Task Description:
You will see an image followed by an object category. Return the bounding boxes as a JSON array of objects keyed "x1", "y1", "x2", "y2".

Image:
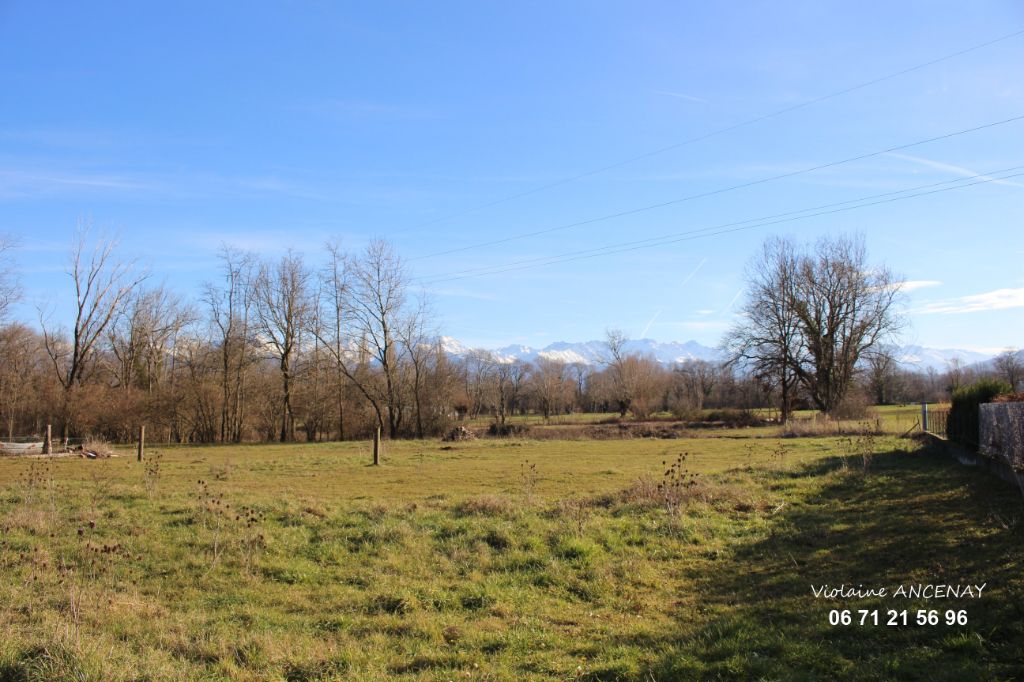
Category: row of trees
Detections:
[
  {"x1": 2, "y1": 232, "x2": 449, "y2": 442},
  {"x1": 0, "y1": 230, "x2": 1017, "y2": 442},
  {"x1": 0, "y1": 231, "x2": 762, "y2": 441}
]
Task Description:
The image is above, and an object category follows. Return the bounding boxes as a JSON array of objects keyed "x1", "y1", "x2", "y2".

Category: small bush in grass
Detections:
[
  {"x1": 284, "y1": 656, "x2": 350, "y2": 682},
  {"x1": 701, "y1": 409, "x2": 765, "y2": 428},
  {"x1": 366, "y1": 593, "x2": 415, "y2": 615},
  {"x1": 143, "y1": 451, "x2": 162, "y2": 496},
  {"x1": 556, "y1": 496, "x2": 591, "y2": 536},
  {"x1": 12, "y1": 643, "x2": 91, "y2": 682},
  {"x1": 949, "y1": 379, "x2": 1012, "y2": 451},
  {"x1": 458, "y1": 586, "x2": 496, "y2": 611},
  {"x1": 554, "y1": 536, "x2": 599, "y2": 563},
  {"x1": 520, "y1": 459, "x2": 539, "y2": 505},
  {"x1": 81, "y1": 438, "x2": 115, "y2": 458},
  {"x1": 453, "y1": 495, "x2": 514, "y2": 517},
  {"x1": 487, "y1": 422, "x2": 530, "y2": 437},
  {"x1": 481, "y1": 527, "x2": 512, "y2": 550}
]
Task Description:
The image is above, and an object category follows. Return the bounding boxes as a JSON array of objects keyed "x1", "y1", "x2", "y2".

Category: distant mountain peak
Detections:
[
  {"x1": 447, "y1": 337, "x2": 724, "y2": 366},
  {"x1": 442, "y1": 337, "x2": 996, "y2": 371}
]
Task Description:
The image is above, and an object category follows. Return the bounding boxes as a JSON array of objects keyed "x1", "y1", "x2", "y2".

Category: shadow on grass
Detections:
[{"x1": 645, "y1": 446, "x2": 1024, "y2": 681}]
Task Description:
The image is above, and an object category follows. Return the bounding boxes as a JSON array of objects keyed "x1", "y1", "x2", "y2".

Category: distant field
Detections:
[
  {"x1": 1, "y1": 429, "x2": 1021, "y2": 680},
  {"x1": 465, "y1": 403, "x2": 933, "y2": 438}
]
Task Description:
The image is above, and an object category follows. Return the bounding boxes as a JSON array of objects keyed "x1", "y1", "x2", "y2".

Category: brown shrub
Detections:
[
  {"x1": 80, "y1": 439, "x2": 115, "y2": 458},
  {"x1": 700, "y1": 409, "x2": 765, "y2": 428},
  {"x1": 780, "y1": 417, "x2": 882, "y2": 438},
  {"x1": 830, "y1": 390, "x2": 871, "y2": 420},
  {"x1": 453, "y1": 494, "x2": 516, "y2": 517},
  {"x1": 618, "y1": 474, "x2": 771, "y2": 514}
]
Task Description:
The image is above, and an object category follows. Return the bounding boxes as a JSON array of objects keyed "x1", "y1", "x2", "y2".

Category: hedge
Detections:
[{"x1": 947, "y1": 379, "x2": 1012, "y2": 451}]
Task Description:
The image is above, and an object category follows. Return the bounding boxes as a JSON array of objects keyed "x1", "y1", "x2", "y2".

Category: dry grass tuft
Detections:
[
  {"x1": 452, "y1": 494, "x2": 516, "y2": 517},
  {"x1": 618, "y1": 473, "x2": 771, "y2": 514},
  {"x1": 80, "y1": 439, "x2": 115, "y2": 458},
  {"x1": 780, "y1": 418, "x2": 883, "y2": 438}
]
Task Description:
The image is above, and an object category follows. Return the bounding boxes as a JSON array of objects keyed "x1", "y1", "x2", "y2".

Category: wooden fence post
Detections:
[
  {"x1": 43, "y1": 424, "x2": 52, "y2": 455},
  {"x1": 372, "y1": 425, "x2": 381, "y2": 466},
  {"x1": 137, "y1": 425, "x2": 145, "y2": 462},
  {"x1": 921, "y1": 403, "x2": 929, "y2": 433}
]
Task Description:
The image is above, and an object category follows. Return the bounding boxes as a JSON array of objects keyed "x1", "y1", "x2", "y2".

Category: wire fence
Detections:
[
  {"x1": 924, "y1": 408, "x2": 949, "y2": 439},
  {"x1": 0, "y1": 436, "x2": 86, "y2": 455}
]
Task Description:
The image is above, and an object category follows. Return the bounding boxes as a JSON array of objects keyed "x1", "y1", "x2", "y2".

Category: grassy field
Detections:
[
  {"x1": 463, "y1": 404, "x2": 934, "y2": 437},
  {"x1": 1, "y1": 427, "x2": 1022, "y2": 680}
]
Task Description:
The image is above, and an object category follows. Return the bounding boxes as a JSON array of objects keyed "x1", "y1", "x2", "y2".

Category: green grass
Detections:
[{"x1": 1, "y1": 433, "x2": 1021, "y2": 680}]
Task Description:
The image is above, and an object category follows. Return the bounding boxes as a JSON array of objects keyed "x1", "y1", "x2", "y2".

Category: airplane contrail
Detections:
[{"x1": 639, "y1": 258, "x2": 708, "y2": 337}]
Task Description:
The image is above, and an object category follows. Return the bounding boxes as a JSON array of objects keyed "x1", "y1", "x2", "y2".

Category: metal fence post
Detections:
[{"x1": 921, "y1": 403, "x2": 929, "y2": 432}]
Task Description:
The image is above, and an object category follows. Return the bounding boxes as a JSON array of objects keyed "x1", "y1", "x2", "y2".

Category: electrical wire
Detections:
[
  {"x1": 418, "y1": 166, "x2": 1024, "y2": 284},
  {"x1": 399, "y1": 27, "x2": 1024, "y2": 242},
  {"x1": 412, "y1": 113, "x2": 1024, "y2": 260}
]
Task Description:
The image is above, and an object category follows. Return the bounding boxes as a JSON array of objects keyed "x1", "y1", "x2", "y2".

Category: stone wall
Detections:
[{"x1": 980, "y1": 402, "x2": 1024, "y2": 472}]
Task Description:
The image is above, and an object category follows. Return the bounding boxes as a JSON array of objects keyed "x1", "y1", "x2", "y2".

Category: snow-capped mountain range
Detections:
[{"x1": 439, "y1": 337, "x2": 999, "y2": 372}]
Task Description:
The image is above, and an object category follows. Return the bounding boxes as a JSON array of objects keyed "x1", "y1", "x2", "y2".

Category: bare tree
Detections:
[
  {"x1": 723, "y1": 237, "x2": 802, "y2": 423},
  {"x1": 725, "y1": 235, "x2": 901, "y2": 417},
  {"x1": 0, "y1": 234, "x2": 20, "y2": 322},
  {"x1": 507, "y1": 360, "x2": 531, "y2": 417},
  {"x1": 603, "y1": 328, "x2": 633, "y2": 417},
  {"x1": 396, "y1": 294, "x2": 433, "y2": 438},
  {"x1": 528, "y1": 357, "x2": 573, "y2": 420},
  {"x1": 315, "y1": 239, "x2": 414, "y2": 440},
  {"x1": 41, "y1": 229, "x2": 147, "y2": 438},
  {"x1": 790, "y1": 235, "x2": 902, "y2": 414},
  {"x1": 0, "y1": 324, "x2": 40, "y2": 438},
  {"x1": 601, "y1": 329, "x2": 667, "y2": 419},
  {"x1": 568, "y1": 362, "x2": 591, "y2": 412},
  {"x1": 674, "y1": 360, "x2": 719, "y2": 413},
  {"x1": 994, "y1": 349, "x2": 1022, "y2": 392},
  {"x1": 315, "y1": 240, "x2": 351, "y2": 440},
  {"x1": 865, "y1": 346, "x2": 899, "y2": 405},
  {"x1": 253, "y1": 250, "x2": 311, "y2": 442},
  {"x1": 204, "y1": 246, "x2": 257, "y2": 442},
  {"x1": 109, "y1": 285, "x2": 194, "y2": 392},
  {"x1": 464, "y1": 349, "x2": 498, "y2": 419},
  {"x1": 945, "y1": 356, "x2": 967, "y2": 394}
]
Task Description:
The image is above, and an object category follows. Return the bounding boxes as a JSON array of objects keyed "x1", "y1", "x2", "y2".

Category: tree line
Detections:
[{"x1": 0, "y1": 230, "x2": 1019, "y2": 442}]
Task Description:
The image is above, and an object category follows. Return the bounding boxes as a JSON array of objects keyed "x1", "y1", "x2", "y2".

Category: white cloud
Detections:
[
  {"x1": 426, "y1": 287, "x2": 503, "y2": 302},
  {"x1": 672, "y1": 320, "x2": 729, "y2": 331},
  {"x1": 954, "y1": 345, "x2": 1018, "y2": 355},
  {"x1": 0, "y1": 168, "x2": 149, "y2": 197},
  {"x1": 885, "y1": 152, "x2": 1024, "y2": 189},
  {"x1": 652, "y1": 90, "x2": 708, "y2": 104},
  {"x1": 303, "y1": 98, "x2": 438, "y2": 121},
  {"x1": 915, "y1": 287, "x2": 1024, "y2": 315},
  {"x1": 901, "y1": 280, "x2": 942, "y2": 292}
]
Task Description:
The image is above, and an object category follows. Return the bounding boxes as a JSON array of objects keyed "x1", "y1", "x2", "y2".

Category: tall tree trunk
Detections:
[
  {"x1": 336, "y1": 368, "x2": 345, "y2": 441},
  {"x1": 280, "y1": 356, "x2": 292, "y2": 442}
]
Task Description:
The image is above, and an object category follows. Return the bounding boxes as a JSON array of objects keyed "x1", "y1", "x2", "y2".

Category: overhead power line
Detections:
[
  {"x1": 412, "y1": 113, "x2": 1024, "y2": 261},
  {"x1": 417, "y1": 165, "x2": 1024, "y2": 284},
  {"x1": 402, "y1": 27, "x2": 1024, "y2": 241}
]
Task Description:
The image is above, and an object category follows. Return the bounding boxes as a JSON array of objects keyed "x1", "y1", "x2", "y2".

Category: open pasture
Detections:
[{"x1": 1, "y1": 431, "x2": 1022, "y2": 681}]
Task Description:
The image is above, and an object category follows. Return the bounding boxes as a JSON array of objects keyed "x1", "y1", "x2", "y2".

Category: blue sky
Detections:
[{"x1": 1, "y1": 1, "x2": 1022, "y2": 352}]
